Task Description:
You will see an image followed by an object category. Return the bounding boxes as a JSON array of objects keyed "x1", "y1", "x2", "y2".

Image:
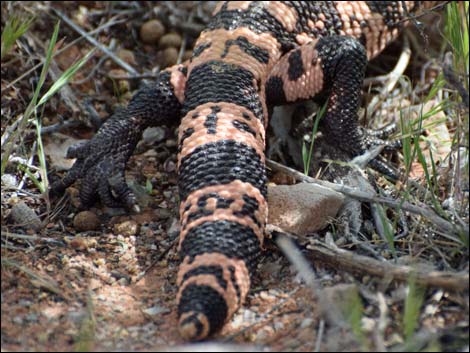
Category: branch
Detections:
[{"x1": 306, "y1": 239, "x2": 469, "y2": 291}]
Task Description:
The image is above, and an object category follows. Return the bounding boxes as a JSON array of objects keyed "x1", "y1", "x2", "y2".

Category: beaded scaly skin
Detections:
[{"x1": 52, "y1": 1, "x2": 440, "y2": 341}]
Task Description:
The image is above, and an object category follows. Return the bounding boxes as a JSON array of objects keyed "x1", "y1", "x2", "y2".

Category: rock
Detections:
[
  {"x1": 267, "y1": 183, "x2": 345, "y2": 235},
  {"x1": 300, "y1": 318, "x2": 314, "y2": 329},
  {"x1": 73, "y1": 211, "x2": 101, "y2": 231},
  {"x1": 10, "y1": 201, "x2": 43, "y2": 231},
  {"x1": 113, "y1": 220, "x2": 139, "y2": 236},
  {"x1": 116, "y1": 48, "x2": 136, "y2": 66},
  {"x1": 159, "y1": 32, "x2": 183, "y2": 49},
  {"x1": 140, "y1": 19, "x2": 165, "y2": 44},
  {"x1": 182, "y1": 50, "x2": 193, "y2": 61},
  {"x1": 142, "y1": 305, "x2": 170, "y2": 316},
  {"x1": 142, "y1": 127, "x2": 166, "y2": 144},
  {"x1": 1, "y1": 173, "x2": 18, "y2": 188},
  {"x1": 160, "y1": 47, "x2": 179, "y2": 68}
]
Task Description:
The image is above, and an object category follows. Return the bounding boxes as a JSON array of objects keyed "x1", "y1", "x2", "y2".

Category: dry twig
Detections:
[
  {"x1": 306, "y1": 239, "x2": 469, "y2": 291},
  {"x1": 52, "y1": 8, "x2": 140, "y2": 78}
]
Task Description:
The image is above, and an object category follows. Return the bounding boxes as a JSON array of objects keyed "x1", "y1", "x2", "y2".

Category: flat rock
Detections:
[{"x1": 267, "y1": 183, "x2": 345, "y2": 236}]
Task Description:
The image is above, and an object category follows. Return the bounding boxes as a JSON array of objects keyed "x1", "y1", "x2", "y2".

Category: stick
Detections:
[
  {"x1": 306, "y1": 239, "x2": 469, "y2": 291},
  {"x1": 52, "y1": 8, "x2": 140, "y2": 78}
]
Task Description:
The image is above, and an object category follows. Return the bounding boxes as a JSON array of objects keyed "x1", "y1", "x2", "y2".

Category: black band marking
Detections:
[
  {"x1": 221, "y1": 36, "x2": 270, "y2": 64},
  {"x1": 178, "y1": 140, "x2": 267, "y2": 202},
  {"x1": 287, "y1": 49, "x2": 304, "y2": 81},
  {"x1": 192, "y1": 42, "x2": 212, "y2": 60},
  {"x1": 265, "y1": 75, "x2": 287, "y2": 106},
  {"x1": 232, "y1": 119, "x2": 257, "y2": 137},
  {"x1": 180, "y1": 220, "x2": 261, "y2": 274},
  {"x1": 181, "y1": 265, "x2": 228, "y2": 290},
  {"x1": 178, "y1": 284, "x2": 228, "y2": 337},
  {"x1": 183, "y1": 61, "x2": 264, "y2": 124}
]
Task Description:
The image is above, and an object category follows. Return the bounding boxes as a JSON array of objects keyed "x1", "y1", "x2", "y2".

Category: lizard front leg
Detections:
[{"x1": 50, "y1": 65, "x2": 187, "y2": 209}]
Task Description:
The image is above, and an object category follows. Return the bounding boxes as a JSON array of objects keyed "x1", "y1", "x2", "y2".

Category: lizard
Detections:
[{"x1": 51, "y1": 1, "x2": 442, "y2": 341}]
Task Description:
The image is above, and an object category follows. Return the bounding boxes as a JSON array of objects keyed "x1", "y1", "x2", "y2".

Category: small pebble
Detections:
[
  {"x1": 89, "y1": 278, "x2": 102, "y2": 291},
  {"x1": 143, "y1": 127, "x2": 166, "y2": 144},
  {"x1": 113, "y1": 220, "x2": 139, "y2": 236},
  {"x1": 140, "y1": 19, "x2": 165, "y2": 44},
  {"x1": 67, "y1": 310, "x2": 86, "y2": 324},
  {"x1": 73, "y1": 211, "x2": 100, "y2": 231},
  {"x1": 2, "y1": 173, "x2": 18, "y2": 188},
  {"x1": 160, "y1": 47, "x2": 179, "y2": 67},
  {"x1": 182, "y1": 50, "x2": 193, "y2": 61},
  {"x1": 165, "y1": 138, "x2": 177, "y2": 148},
  {"x1": 300, "y1": 318, "x2": 314, "y2": 329},
  {"x1": 159, "y1": 32, "x2": 183, "y2": 49},
  {"x1": 69, "y1": 237, "x2": 88, "y2": 251},
  {"x1": 12, "y1": 316, "x2": 24, "y2": 325},
  {"x1": 118, "y1": 277, "x2": 128, "y2": 286},
  {"x1": 117, "y1": 48, "x2": 136, "y2": 66},
  {"x1": 142, "y1": 305, "x2": 170, "y2": 316},
  {"x1": 10, "y1": 201, "x2": 42, "y2": 231}
]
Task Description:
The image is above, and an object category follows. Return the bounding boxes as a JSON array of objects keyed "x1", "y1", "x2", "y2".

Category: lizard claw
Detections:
[{"x1": 50, "y1": 138, "x2": 139, "y2": 212}]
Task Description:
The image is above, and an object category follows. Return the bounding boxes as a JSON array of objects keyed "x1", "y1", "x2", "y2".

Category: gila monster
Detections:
[{"x1": 52, "y1": 1, "x2": 441, "y2": 341}]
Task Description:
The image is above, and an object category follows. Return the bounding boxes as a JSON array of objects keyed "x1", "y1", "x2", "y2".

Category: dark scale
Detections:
[
  {"x1": 180, "y1": 220, "x2": 261, "y2": 274},
  {"x1": 185, "y1": 207, "x2": 214, "y2": 226},
  {"x1": 203, "y1": 106, "x2": 221, "y2": 134},
  {"x1": 191, "y1": 42, "x2": 212, "y2": 60},
  {"x1": 221, "y1": 36, "x2": 270, "y2": 64},
  {"x1": 287, "y1": 49, "x2": 304, "y2": 81},
  {"x1": 228, "y1": 266, "x2": 242, "y2": 304},
  {"x1": 233, "y1": 194, "x2": 262, "y2": 229},
  {"x1": 181, "y1": 265, "x2": 229, "y2": 291},
  {"x1": 178, "y1": 65, "x2": 188, "y2": 76},
  {"x1": 283, "y1": 1, "x2": 344, "y2": 37},
  {"x1": 183, "y1": 61, "x2": 264, "y2": 124},
  {"x1": 178, "y1": 140, "x2": 267, "y2": 201},
  {"x1": 216, "y1": 196, "x2": 235, "y2": 209},
  {"x1": 184, "y1": 193, "x2": 236, "y2": 226},
  {"x1": 180, "y1": 127, "x2": 195, "y2": 147},
  {"x1": 241, "y1": 112, "x2": 251, "y2": 120},
  {"x1": 265, "y1": 76, "x2": 288, "y2": 106},
  {"x1": 366, "y1": 1, "x2": 409, "y2": 29},
  {"x1": 207, "y1": 2, "x2": 298, "y2": 53},
  {"x1": 232, "y1": 119, "x2": 257, "y2": 137},
  {"x1": 194, "y1": 192, "x2": 234, "y2": 209},
  {"x1": 178, "y1": 284, "x2": 228, "y2": 337}
]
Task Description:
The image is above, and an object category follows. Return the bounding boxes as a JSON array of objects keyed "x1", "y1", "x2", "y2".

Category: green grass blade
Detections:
[
  {"x1": 38, "y1": 48, "x2": 96, "y2": 107},
  {"x1": 303, "y1": 100, "x2": 328, "y2": 175},
  {"x1": 376, "y1": 204, "x2": 397, "y2": 258},
  {"x1": 1, "y1": 21, "x2": 60, "y2": 175},
  {"x1": 1, "y1": 15, "x2": 35, "y2": 60},
  {"x1": 403, "y1": 275, "x2": 426, "y2": 341}
]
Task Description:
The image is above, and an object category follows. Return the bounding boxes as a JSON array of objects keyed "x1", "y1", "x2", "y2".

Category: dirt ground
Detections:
[{"x1": 1, "y1": 1, "x2": 469, "y2": 352}]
